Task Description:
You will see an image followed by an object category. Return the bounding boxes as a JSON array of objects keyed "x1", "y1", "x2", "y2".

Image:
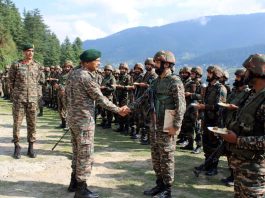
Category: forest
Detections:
[{"x1": 0, "y1": 0, "x2": 82, "y2": 70}]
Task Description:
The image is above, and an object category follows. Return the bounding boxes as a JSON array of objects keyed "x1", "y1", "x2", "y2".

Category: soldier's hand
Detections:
[
  {"x1": 185, "y1": 92, "x2": 192, "y2": 97},
  {"x1": 167, "y1": 127, "x2": 180, "y2": 137},
  {"x1": 226, "y1": 104, "x2": 239, "y2": 110},
  {"x1": 194, "y1": 103, "x2": 205, "y2": 110},
  {"x1": 118, "y1": 106, "x2": 131, "y2": 116},
  {"x1": 220, "y1": 130, "x2": 237, "y2": 144}
]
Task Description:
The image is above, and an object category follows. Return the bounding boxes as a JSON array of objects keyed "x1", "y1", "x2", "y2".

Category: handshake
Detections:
[{"x1": 117, "y1": 105, "x2": 131, "y2": 117}]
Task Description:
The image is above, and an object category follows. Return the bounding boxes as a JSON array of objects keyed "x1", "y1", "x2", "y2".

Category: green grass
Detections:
[{"x1": 0, "y1": 98, "x2": 234, "y2": 198}]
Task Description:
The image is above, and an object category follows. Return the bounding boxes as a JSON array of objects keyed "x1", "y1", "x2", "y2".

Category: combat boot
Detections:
[
  {"x1": 68, "y1": 172, "x2": 78, "y2": 192},
  {"x1": 37, "y1": 108, "x2": 43, "y2": 117},
  {"x1": 74, "y1": 182, "x2": 99, "y2": 198},
  {"x1": 13, "y1": 143, "x2": 21, "y2": 159},
  {"x1": 130, "y1": 127, "x2": 138, "y2": 139},
  {"x1": 102, "y1": 122, "x2": 111, "y2": 129},
  {"x1": 61, "y1": 118, "x2": 66, "y2": 128},
  {"x1": 143, "y1": 179, "x2": 164, "y2": 196},
  {"x1": 153, "y1": 185, "x2": 171, "y2": 198},
  {"x1": 192, "y1": 145, "x2": 202, "y2": 154},
  {"x1": 180, "y1": 138, "x2": 193, "y2": 150},
  {"x1": 27, "y1": 142, "x2": 37, "y2": 158}
]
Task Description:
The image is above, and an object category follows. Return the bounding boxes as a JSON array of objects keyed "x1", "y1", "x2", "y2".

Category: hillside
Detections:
[{"x1": 83, "y1": 13, "x2": 265, "y2": 66}]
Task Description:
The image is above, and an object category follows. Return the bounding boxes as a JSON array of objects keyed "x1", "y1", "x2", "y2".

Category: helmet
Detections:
[
  {"x1": 64, "y1": 60, "x2": 73, "y2": 67},
  {"x1": 134, "y1": 63, "x2": 144, "y2": 71},
  {"x1": 113, "y1": 68, "x2": 120, "y2": 74},
  {"x1": 234, "y1": 68, "x2": 246, "y2": 76},
  {"x1": 104, "y1": 64, "x2": 113, "y2": 71},
  {"x1": 55, "y1": 65, "x2": 61, "y2": 69},
  {"x1": 144, "y1": 58, "x2": 155, "y2": 66},
  {"x1": 119, "y1": 63, "x2": 129, "y2": 70},
  {"x1": 40, "y1": 66, "x2": 44, "y2": 70},
  {"x1": 207, "y1": 65, "x2": 223, "y2": 78},
  {"x1": 181, "y1": 66, "x2": 191, "y2": 74},
  {"x1": 50, "y1": 66, "x2": 55, "y2": 69},
  {"x1": 242, "y1": 54, "x2": 265, "y2": 77},
  {"x1": 153, "y1": 50, "x2": 176, "y2": 65},
  {"x1": 191, "y1": 66, "x2": 203, "y2": 76},
  {"x1": 223, "y1": 71, "x2": 229, "y2": 79}
]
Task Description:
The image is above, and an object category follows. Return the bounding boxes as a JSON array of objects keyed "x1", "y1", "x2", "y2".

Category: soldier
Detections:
[
  {"x1": 112, "y1": 68, "x2": 120, "y2": 124},
  {"x1": 115, "y1": 63, "x2": 131, "y2": 134},
  {"x1": 54, "y1": 60, "x2": 73, "y2": 128},
  {"x1": 3, "y1": 65, "x2": 11, "y2": 100},
  {"x1": 65, "y1": 49, "x2": 129, "y2": 198},
  {"x1": 99, "y1": 64, "x2": 116, "y2": 129},
  {"x1": 127, "y1": 63, "x2": 144, "y2": 140},
  {"x1": 43, "y1": 67, "x2": 51, "y2": 107},
  {"x1": 220, "y1": 70, "x2": 232, "y2": 97},
  {"x1": 180, "y1": 66, "x2": 204, "y2": 152},
  {"x1": 37, "y1": 66, "x2": 46, "y2": 117},
  {"x1": 129, "y1": 50, "x2": 186, "y2": 198},
  {"x1": 221, "y1": 54, "x2": 265, "y2": 197},
  {"x1": 8, "y1": 43, "x2": 44, "y2": 159},
  {"x1": 133, "y1": 59, "x2": 158, "y2": 143},
  {"x1": 194, "y1": 65, "x2": 227, "y2": 176},
  {"x1": 220, "y1": 68, "x2": 249, "y2": 187}
]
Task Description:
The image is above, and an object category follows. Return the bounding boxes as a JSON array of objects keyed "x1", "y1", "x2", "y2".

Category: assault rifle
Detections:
[{"x1": 51, "y1": 128, "x2": 69, "y2": 151}]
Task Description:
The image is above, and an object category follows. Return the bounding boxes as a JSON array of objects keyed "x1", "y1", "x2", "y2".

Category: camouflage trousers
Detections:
[
  {"x1": 57, "y1": 92, "x2": 67, "y2": 120},
  {"x1": 150, "y1": 125, "x2": 177, "y2": 186},
  {"x1": 70, "y1": 124, "x2": 95, "y2": 182},
  {"x1": 12, "y1": 102, "x2": 37, "y2": 143},
  {"x1": 230, "y1": 155, "x2": 265, "y2": 198}
]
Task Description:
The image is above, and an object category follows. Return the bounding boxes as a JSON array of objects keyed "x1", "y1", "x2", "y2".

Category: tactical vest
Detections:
[
  {"x1": 204, "y1": 82, "x2": 222, "y2": 120},
  {"x1": 228, "y1": 88, "x2": 265, "y2": 160},
  {"x1": 153, "y1": 75, "x2": 177, "y2": 122},
  {"x1": 225, "y1": 89, "x2": 250, "y2": 126}
]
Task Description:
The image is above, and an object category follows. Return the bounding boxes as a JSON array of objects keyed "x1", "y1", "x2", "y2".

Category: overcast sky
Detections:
[{"x1": 13, "y1": 0, "x2": 265, "y2": 42}]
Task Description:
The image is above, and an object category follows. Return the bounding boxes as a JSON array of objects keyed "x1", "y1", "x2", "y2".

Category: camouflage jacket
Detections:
[
  {"x1": 66, "y1": 67, "x2": 119, "y2": 128},
  {"x1": 58, "y1": 71, "x2": 70, "y2": 91},
  {"x1": 8, "y1": 60, "x2": 44, "y2": 103},
  {"x1": 129, "y1": 70, "x2": 186, "y2": 129},
  {"x1": 204, "y1": 81, "x2": 227, "y2": 121},
  {"x1": 101, "y1": 74, "x2": 116, "y2": 97}
]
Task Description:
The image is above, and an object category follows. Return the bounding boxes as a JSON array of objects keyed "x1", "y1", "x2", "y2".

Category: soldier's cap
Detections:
[
  {"x1": 80, "y1": 49, "x2": 101, "y2": 62},
  {"x1": 22, "y1": 43, "x2": 34, "y2": 51}
]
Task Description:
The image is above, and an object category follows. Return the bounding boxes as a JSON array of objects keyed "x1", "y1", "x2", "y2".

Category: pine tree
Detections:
[
  {"x1": 72, "y1": 37, "x2": 83, "y2": 65},
  {"x1": 60, "y1": 37, "x2": 75, "y2": 65}
]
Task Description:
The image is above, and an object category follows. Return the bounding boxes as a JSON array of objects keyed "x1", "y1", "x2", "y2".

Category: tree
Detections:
[
  {"x1": 60, "y1": 37, "x2": 75, "y2": 65},
  {"x1": 72, "y1": 37, "x2": 83, "y2": 65}
]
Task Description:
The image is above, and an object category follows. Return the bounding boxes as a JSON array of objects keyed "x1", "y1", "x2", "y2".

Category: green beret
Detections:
[
  {"x1": 22, "y1": 43, "x2": 34, "y2": 51},
  {"x1": 80, "y1": 49, "x2": 101, "y2": 62}
]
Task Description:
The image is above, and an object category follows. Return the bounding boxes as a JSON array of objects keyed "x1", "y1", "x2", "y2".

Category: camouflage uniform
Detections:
[
  {"x1": 226, "y1": 54, "x2": 265, "y2": 198},
  {"x1": 100, "y1": 65, "x2": 116, "y2": 128},
  {"x1": 129, "y1": 51, "x2": 186, "y2": 197},
  {"x1": 9, "y1": 60, "x2": 44, "y2": 143},
  {"x1": 135, "y1": 60, "x2": 158, "y2": 143},
  {"x1": 115, "y1": 63, "x2": 131, "y2": 133},
  {"x1": 202, "y1": 66, "x2": 227, "y2": 175},
  {"x1": 57, "y1": 69, "x2": 71, "y2": 127},
  {"x1": 37, "y1": 67, "x2": 45, "y2": 116},
  {"x1": 180, "y1": 67, "x2": 203, "y2": 151},
  {"x1": 3, "y1": 67, "x2": 10, "y2": 99},
  {"x1": 66, "y1": 67, "x2": 119, "y2": 183}
]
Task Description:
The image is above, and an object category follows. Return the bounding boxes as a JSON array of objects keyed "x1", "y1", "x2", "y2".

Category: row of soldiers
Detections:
[{"x1": 95, "y1": 61, "x2": 250, "y2": 187}]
